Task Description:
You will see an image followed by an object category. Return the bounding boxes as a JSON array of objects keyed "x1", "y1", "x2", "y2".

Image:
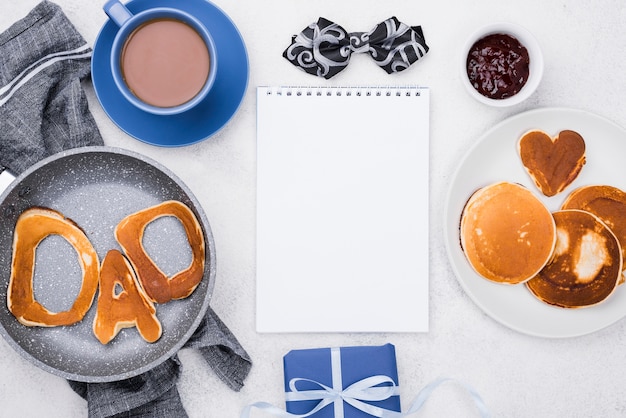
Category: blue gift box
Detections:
[{"x1": 283, "y1": 344, "x2": 401, "y2": 418}]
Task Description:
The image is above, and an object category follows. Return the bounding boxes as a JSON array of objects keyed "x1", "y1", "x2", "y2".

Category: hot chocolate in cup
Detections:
[{"x1": 104, "y1": 0, "x2": 217, "y2": 115}]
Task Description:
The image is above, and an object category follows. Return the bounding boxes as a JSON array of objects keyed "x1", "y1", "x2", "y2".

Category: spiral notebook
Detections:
[{"x1": 256, "y1": 86, "x2": 430, "y2": 333}]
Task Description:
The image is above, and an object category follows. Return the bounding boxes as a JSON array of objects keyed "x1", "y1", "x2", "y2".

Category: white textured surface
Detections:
[{"x1": 2, "y1": 0, "x2": 626, "y2": 417}]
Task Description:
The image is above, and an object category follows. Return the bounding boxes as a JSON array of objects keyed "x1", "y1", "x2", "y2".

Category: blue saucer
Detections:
[{"x1": 92, "y1": 0, "x2": 249, "y2": 146}]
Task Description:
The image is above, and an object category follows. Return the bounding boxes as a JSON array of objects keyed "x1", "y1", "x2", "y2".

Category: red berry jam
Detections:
[{"x1": 466, "y1": 33, "x2": 530, "y2": 100}]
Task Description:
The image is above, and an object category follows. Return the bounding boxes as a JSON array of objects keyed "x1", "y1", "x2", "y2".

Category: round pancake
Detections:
[
  {"x1": 526, "y1": 209, "x2": 622, "y2": 308},
  {"x1": 460, "y1": 181, "x2": 556, "y2": 284},
  {"x1": 562, "y1": 185, "x2": 626, "y2": 275}
]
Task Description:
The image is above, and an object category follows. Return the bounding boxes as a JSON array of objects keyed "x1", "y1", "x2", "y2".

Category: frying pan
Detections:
[{"x1": 0, "y1": 146, "x2": 215, "y2": 382}]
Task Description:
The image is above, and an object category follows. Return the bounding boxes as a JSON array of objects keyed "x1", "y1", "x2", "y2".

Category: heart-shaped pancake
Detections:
[{"x1": 518, "y1": 129, "x2": 586, "y2": 197}]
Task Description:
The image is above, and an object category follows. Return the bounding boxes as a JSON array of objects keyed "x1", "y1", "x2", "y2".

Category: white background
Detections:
[{"x1": 2, "y1": 0, "x2": 626, "y2": 417}]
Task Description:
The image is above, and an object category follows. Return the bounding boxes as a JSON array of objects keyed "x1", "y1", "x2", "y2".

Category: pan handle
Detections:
[{"x1": 0, "y1": 166, "x2": 16, "y2": 194}]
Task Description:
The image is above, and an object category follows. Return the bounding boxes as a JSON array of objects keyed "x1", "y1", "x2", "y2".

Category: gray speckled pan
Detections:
[{"x1": 0, "y1": 146, "x2": 215, "y2": 382}]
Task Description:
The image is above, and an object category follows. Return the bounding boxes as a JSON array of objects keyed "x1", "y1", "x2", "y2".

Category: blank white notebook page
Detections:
[{"x1": 256, "y1": 86, "x2": 429, "y2": 333}]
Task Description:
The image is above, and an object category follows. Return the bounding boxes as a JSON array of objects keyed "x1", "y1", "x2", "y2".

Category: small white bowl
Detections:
[{"x1": 460, "y1": 22, "x2": 543, "y2": 107}]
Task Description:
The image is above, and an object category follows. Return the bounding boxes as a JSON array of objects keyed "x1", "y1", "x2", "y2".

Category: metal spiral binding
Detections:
[{"x1": 264, "y1": 86, "x2": 423, "y2": 97}]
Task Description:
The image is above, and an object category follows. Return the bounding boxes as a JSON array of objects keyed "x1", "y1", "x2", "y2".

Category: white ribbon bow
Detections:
[{"x1": 285, "y1": 375, "x2": 400, "y2": 417}]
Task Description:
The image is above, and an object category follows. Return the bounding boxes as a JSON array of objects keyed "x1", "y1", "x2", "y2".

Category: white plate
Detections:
[{"x1": 444, "y1": 107, "x2": 626, "y2": 338}]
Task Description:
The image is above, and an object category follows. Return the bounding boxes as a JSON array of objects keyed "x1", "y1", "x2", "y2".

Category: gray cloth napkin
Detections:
[
  {"x1": 0, "y1": 0, "x2": 102, "y2": 175},
  {"x1": 1, "y1": 2, "x2": 252, "y2": 417},
  {"x1": 69, "y1": 308, "x2": 252, "y2": 417}
]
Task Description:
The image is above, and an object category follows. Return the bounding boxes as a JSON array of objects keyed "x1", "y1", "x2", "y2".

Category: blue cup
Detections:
[{"x1": 104, "y1": 0, "x2": 218, "y2": 115}]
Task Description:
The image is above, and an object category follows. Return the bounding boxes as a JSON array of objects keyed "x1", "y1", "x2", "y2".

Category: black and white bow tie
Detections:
[{"x1": 283, "y1": 17, "x2": 429, "y2": 79}]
